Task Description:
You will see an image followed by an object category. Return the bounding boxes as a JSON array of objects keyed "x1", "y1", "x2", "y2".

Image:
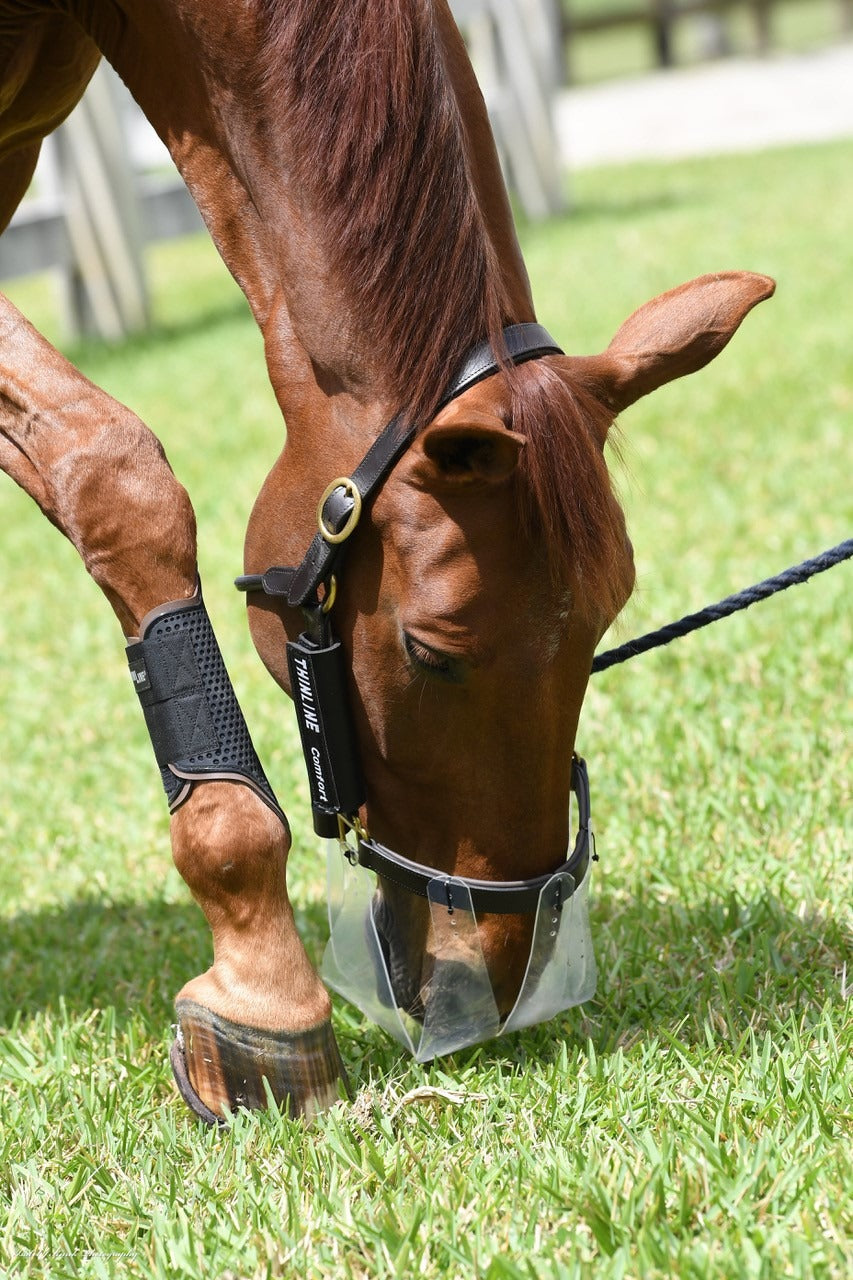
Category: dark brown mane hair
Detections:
[
  {"x1": 257, "y1": 0, "x2": 508, "y2": 423},
  {"x1": 258, "y1": 0, "x2": 629, "y2": 620},
  {"x1": 508, "y1": 360, "x2": 632, "y2": 621}
]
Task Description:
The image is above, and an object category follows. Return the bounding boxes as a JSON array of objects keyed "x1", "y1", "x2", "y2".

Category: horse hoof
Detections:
[{"x1": 171, "y1": 998, "x2": 349, "y2": 1124}]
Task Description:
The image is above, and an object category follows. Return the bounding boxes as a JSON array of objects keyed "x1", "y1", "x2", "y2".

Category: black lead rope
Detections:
[{"x1": 592, "y1": 537, "x2": 853, "y2": 674}]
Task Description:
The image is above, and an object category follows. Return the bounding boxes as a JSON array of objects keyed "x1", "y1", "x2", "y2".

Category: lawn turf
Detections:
[{"x1": 1, "y1": 139, "x2": 851, "y2": 1278}]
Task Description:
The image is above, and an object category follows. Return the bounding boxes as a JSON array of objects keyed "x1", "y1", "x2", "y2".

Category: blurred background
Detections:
[{"x1": 2, "y1": 0, "x2": 852, "y2": 342}]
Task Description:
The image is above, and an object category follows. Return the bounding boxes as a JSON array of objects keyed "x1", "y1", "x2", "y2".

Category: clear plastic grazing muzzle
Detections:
[{"x1": 320, "y1": 811, "x2": 597, "y2": 1062}]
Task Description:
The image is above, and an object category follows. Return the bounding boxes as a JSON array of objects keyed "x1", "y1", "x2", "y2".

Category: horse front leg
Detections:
[{"x1": 0, "y1": 295, "x2": 345, "y2": 1122}]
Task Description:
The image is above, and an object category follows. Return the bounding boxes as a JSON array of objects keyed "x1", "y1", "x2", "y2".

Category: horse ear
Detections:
[
  {"x1": 566, "y1": 271, "x2": 775, "y2": 419},
  {"x1": 408, "y1": 407, "x2": 526, "y2": 487}
]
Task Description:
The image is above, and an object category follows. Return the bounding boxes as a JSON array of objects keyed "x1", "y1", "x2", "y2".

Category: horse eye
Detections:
[{"x1": 402, "y1": 632, "x2": 455, "y2": 679}]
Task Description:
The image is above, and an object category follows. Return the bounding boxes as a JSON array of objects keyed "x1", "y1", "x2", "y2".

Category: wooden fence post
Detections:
[
  {"x1": 53, "y1": 63, "x2": 150, "y2": 341},
  {"x1": 453, "y1": 0, "x2": 565, "y2": 218},
  {"x1": 752, "y1": 0, "x2": 772, "y2": 53},
  {"x1": 652, "y1": 0, "x2": 675, "y2": 67}
]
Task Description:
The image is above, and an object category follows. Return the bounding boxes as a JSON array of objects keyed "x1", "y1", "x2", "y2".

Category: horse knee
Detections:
[
  {"x1": 62, "y1": 410, "x2": 196, "y2": 568},
  {"x1": 60, "y1": 411, "x2": 198, "y2": 627}
]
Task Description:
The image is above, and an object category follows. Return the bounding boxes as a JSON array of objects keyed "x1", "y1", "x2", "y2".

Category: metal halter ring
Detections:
[
  {"x1": 337, "y1": 810, "x2": 370, "y2": 848},
  {"x1": 320, "y1": 575, "x2": 338, "y2": 614},
  {"x1": 317, "y1": 477, "x2": 362, "y2": 545}
]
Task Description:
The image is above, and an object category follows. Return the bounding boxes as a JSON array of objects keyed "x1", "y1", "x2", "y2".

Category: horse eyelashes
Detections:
[{"x1": 403, "y1": 632, "x2": 454, "y2": 678}]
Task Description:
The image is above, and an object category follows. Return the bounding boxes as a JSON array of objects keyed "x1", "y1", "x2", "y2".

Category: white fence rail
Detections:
[{"x1": 0, "y1": 2, "x2": 564, "y2": 341}]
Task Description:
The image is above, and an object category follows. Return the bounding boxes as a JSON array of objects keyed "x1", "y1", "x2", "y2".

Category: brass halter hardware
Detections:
[
  {"x1": 317, "y1": 477, "x2": 362, "y2": 545},
  {"x1": 337, "y1": 810, "x2": 370, "y2": 850},
  {"x1": 320, "y1": 575, "x2": 338, "y2": 614}
]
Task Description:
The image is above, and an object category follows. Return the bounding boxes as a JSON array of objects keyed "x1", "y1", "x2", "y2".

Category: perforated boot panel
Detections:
[{"x1": 127, "y1": 592, "x2": 284, "y2": 821}]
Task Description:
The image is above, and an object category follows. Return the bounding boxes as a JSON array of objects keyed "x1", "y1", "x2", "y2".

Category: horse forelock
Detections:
[
  {"x1": 256, "y1": 0, "x2": 508, "y2": 425},
  {"x1": 509, "y1": 360, "x2": 633, "y2": 625}
]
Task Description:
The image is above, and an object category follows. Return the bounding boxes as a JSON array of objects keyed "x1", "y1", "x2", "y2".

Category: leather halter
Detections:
[
  {"x1": 235, "y1": 324, "x2": 596, "y2": 915},
  {"x1": 356, "y1": 755, "x2": 592, "y2": 915},
  {"x1": 236, "y1": 323, "x2": 562, "y2": 606}
]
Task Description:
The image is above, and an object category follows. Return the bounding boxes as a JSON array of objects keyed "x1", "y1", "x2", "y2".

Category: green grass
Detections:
[{"x1": 1, "y1": 140, "x2": 851, "y2": 1278}]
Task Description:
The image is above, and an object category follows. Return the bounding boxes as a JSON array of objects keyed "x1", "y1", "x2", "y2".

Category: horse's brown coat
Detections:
[{"x1": 0, "y1": 0, "x2": 773, "y2": 1115}]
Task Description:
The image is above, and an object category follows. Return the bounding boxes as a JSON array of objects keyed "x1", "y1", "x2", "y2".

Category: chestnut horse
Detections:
[{"x1": 0, "y1": 0, "x2": 773, "y2": 1121}]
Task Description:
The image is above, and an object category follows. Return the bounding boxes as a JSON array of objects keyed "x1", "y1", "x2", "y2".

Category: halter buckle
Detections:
[
  {"x1": 317, "y1": 477, "x2": 362, "y2": 545},
  {"x1": 320, "y1": 575, "x2": 338, "y2": 614}
]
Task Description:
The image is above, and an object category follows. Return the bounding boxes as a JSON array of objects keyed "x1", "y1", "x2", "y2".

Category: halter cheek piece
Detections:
[{"x1": 236, "y1": 323, "x2": 595, "y2": 913}]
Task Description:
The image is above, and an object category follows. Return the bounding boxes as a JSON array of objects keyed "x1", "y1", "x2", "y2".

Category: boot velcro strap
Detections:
[
  {"x1": 127, "y1": 630, "x2": 218, "y2": 767},
  {"x1": 126, "y1": 592, "x2": 284, "y2": 821}
]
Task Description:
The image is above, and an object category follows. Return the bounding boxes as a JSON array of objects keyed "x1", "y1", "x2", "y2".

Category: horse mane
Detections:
[
  {"x1": 257, "y1": 0, "x2": 507, "y2": 424},
  {"x1": 257, "y1": 0, "x2": 629, "y2": 621}
]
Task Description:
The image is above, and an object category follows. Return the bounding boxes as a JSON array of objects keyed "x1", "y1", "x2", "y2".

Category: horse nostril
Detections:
[
  {"x1": 420, "y1": 957, "x2": 475, "y2": 1024},
  {"x1": 370, "y1": 893, "x2": 424, "y2": 1018}
]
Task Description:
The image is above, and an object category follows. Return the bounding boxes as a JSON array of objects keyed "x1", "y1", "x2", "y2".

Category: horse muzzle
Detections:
[{"x1": 320, "y1": 758, "x2": 598, "y2": 1061}]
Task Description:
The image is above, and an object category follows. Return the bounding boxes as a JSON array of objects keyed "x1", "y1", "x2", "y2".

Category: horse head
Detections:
[{"x1": 245, "y1": 271, "x2": 773, "y2": 1053}]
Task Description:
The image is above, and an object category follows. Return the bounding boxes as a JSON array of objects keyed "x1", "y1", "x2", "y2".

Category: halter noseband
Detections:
[{"x1": 236, "y1": 323, "x2": 593, "y2": 915}]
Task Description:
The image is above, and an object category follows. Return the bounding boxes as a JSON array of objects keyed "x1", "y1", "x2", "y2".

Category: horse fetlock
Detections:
[
  {"x1": 169, "y1": 779, "x2": 290, "y2": 913},
  {"x1": 171, "y1": 782, "x2": 334, "y2": 1035}
]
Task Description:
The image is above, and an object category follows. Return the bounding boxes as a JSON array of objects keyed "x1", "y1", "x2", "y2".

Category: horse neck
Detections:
[{"x1": 99, "y1": 1, "x2": 534, "y2": 445}]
